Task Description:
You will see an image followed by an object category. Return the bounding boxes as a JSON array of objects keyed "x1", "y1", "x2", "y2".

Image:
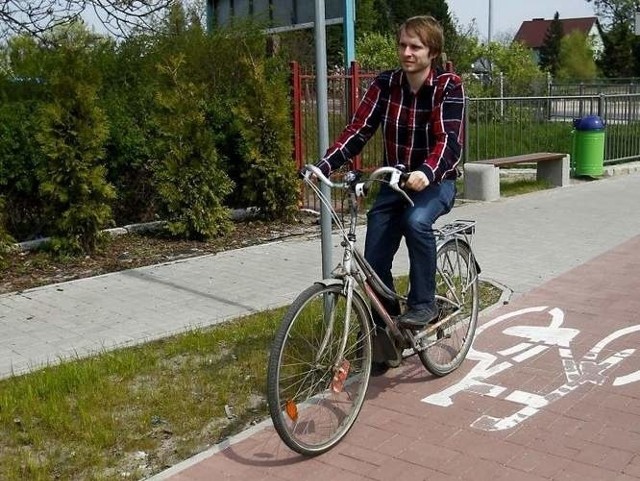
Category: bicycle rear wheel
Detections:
[
  {"x1": 267, "y1": 283, "x2": 373, "y2": 456},
  {"x1": 419, "y1": 240, "x2": 479, "y2": 376}
]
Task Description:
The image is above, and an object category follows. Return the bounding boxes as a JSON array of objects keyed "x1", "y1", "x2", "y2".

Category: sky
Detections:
[
  {"x1": 446, "y1": 0, "x2": 598, "y2": 41},
  {"x1": 79, "y1": 1, "x2": 600, "y2": 41}
]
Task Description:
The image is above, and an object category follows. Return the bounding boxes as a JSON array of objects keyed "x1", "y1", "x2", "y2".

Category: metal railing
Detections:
[
  {"x1": 464, "y1": 94, "x2": 640, "y2": 164},
  {"x1": 291, "y1": 63, "x2": 640, "y2": 206}
]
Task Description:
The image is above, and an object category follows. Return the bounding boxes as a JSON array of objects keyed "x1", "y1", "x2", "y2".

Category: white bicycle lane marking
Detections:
[{"x1": 422, "y1": 306, "x2": 640, "y2": 431}]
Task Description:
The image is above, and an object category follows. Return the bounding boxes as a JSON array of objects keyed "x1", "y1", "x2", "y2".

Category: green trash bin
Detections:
[{"x1": 571, "y1": 115, "x2": 605, "y2": 177}]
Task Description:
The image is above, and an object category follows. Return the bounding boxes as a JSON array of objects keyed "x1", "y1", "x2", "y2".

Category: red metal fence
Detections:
[{"x1": 290, "y1": 61, "x2": 382, "y2": 173}]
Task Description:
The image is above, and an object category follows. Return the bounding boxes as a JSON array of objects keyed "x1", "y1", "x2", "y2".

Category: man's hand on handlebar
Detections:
[{"x1": 404, "y1": 171, "x2": 430, "y2": 192}]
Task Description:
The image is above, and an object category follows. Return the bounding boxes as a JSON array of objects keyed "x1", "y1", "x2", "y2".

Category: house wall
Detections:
[{"x1": 587, "y1": 24, "x2": 604, "y2": 59}]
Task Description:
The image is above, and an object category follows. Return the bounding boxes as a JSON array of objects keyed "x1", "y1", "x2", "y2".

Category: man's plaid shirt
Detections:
[{"x1": 317, "y1": 67, "x2": 465, "y2": 184}]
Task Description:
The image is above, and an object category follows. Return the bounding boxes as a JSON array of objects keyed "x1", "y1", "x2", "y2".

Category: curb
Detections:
[
  {"x1": 11, "y1": 208, "x2": 261, "y2": 252},
  {"x1": 145, "y1": 417, "x2": 275, "y2": 480}
]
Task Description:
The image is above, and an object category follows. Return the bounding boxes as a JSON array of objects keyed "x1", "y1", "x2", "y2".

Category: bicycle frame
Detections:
[{"x1": 303, "y1": 168, "x2": 479, "y2": 359}]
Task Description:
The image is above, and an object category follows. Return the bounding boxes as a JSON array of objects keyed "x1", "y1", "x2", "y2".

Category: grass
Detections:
[
  {"x1": 456, "y1": 177, "x2": 553, "y2": 200},
  {"x1": 0, "y1": 311, "x2": 281, "y2": 480},
  {"x1": 0, "y1": 278, "x2": 502, "y2": 481},
  {"x1": 500, "y1": 178, "x2": 553, "y2": 197}
]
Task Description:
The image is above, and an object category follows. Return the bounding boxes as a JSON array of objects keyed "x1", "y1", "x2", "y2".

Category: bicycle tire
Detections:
[
  {"x1": 267, "y1": 282, "x2": 373, "y2": 456},
  {"x1": 418, "y1": 240, "x2": 479, "y2": 376}
]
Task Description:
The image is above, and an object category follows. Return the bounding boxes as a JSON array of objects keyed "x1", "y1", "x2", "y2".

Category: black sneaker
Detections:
[{"x1": 396, "y1": 306, "x2": 439, "y2": 329}]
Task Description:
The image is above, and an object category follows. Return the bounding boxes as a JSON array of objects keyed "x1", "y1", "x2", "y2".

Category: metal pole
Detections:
[
  {"x1": 487, "y1": 0, "x2": 493, "y2": 43},
  {"x1": 343, "y1": 0, "x2": 355, "y2": 65},
  {"x1": 343, "y1": 0, "x2": 356, "y2": 165},
  {"x1": 314, "y1": 0, "x2": 332, "y2": 279}
]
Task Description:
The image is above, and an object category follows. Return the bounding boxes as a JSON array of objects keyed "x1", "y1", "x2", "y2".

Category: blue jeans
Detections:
[{"x1": 364, "y1": 180, "x2": 456, "y2": 325}]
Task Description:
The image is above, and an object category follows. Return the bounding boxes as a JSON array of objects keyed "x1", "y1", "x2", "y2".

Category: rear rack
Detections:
[{"x1": 435, "y1": 219, "x2": 476, "y2": 238}]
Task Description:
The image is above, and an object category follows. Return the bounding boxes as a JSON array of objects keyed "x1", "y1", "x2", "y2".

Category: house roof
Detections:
[{"x1": 514, "y1": 17, "x2": 598, "y2": 49}]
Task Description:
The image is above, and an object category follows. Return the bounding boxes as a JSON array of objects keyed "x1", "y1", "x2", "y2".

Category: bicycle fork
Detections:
[{"x1": 314, "y1": 277, "x2": 358, "y2": 393}]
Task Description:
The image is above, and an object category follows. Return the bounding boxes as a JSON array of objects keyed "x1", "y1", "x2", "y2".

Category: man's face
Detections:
[{"x1": 397, "y1": 28, "x2": 436, "y2": 75}]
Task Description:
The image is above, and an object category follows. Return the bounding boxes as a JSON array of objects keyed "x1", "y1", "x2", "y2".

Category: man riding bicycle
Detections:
[{"x1": 314, "y1": 15, "x2": 465, "y2": 375}]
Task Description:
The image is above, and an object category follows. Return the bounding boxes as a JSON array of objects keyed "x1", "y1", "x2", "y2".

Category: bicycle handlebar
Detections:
[{"x1": 301, "y1": 164, "x2": 414, "y2": 207}]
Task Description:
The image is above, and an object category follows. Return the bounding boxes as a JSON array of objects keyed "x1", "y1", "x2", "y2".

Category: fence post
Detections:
[
  {"x1": 290, "y1": 61, "x2": 306, "y2": 209},
  {"x1": 546, "y1": 72, "x2": 553, "y2": 120},
  {"x1": 290, "y1": 61, "x2": 303, "y2": 169},
  {"x1": 463, "y1": 96, "x2": 470, "y2": 165},
  {"x1": 349, "y1": 61, "x2": 359, "y2": 117},
  {"x1": 598, "y1": 93, "x2": 605, "y2": 118},
  {"x1": 499, "y1": 72, "x2": 504, "y2": 119},
  {"x1": 349, "y1": 61, "x2": 362, "y2": 170}
]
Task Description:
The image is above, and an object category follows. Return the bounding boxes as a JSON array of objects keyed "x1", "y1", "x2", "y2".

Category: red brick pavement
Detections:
[{"x1": 157, "y1": 235, "x2": 640, "y2": 481}]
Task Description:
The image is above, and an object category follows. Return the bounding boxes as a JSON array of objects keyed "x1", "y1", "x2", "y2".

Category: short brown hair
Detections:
[{"x1": 397, "y1": 15, "x2": 444, "y2": 58}]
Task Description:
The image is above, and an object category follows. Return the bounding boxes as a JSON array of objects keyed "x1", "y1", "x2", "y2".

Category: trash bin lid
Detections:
[{"x1": 573, "y1": 115, "x2": 605, "y2": 131}]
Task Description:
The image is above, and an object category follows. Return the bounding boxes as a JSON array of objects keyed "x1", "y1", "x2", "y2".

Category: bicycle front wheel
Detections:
[
  {"x1": 419, "y1": 240, "x2": 479, "y2": 376},
  {"x1": 267, "y1": 283, "x2": 373, "y2": 456}
]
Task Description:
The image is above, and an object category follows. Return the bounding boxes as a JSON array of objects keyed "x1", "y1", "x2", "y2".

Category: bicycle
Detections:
[{"x1": 266, "y1": 164, "x2": 481, "y2": 456}]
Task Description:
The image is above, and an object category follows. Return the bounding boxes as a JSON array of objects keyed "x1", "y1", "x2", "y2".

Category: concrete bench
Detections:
[{"x1": 463, "y1": 152, "x2": 570, "y2": 201}]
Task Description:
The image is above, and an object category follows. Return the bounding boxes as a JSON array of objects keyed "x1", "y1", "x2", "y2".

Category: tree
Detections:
[
  {"x1": 355, "y1": 32, "x2": 397, "y2": 69},
  {"x1": 356, "y1": 0, "x2": 391, "y2": 36},
  {"x1": 599, "y1": 21, "x2": 638, "y2": 76},
  {"x1": 586, "y1": 0, "x2": 640, "y2": 26},
  {"x1": 556, "y1": 31, "x2": 598, "y2": 81},
  {"x1": 446, "y1": 16, "x2": 482, "y2": 74},
  {"x1": 0, "y1": 0, "x2": 172, "y2": 41},
  {"x1": 589, "y1": 0, "x2": 640, "y2": 76},
  {"x1": 539, "y1": 12, "x2": 563, "y2": 76},
  {"x1": 480, "y1": 40, "x2": 544, "y2": 96},
  {"x1": 385, "y1": 0, "x2": 456, "y2": 40}
]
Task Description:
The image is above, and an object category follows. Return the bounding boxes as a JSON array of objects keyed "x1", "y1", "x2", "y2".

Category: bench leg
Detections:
[
  {"x1": 536, "y1": 155, "x2": 570, "y2": 187},
  {"x1": 463, "y1": 163, "x2": 500, "y2": 201}
]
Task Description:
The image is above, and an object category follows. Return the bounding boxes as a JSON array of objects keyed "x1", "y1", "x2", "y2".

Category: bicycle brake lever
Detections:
[{"x1": 388, "y1": 170, "x2": 414, "y2": 207}]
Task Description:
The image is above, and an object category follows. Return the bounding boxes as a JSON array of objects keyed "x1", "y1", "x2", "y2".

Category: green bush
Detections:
[
  {"x1": 230, "y1": 57, "x2": 298, "y2": 219},
  {"x1": 34, "y1": 27, "x2": 115, "y2": 255},
  {"x1": 189, "y1": 25, "x2": 298, "y2": 219},
  {"x1": 99, "y1": 35, "x2": 160, "y2": 225},
  {"x1": 152, "y1": 55, "x2": 233, "y2": 239},
  {"x1": 0, "y1": 10, "x2": 304, "y2": 246},
  {"x1": 0, "y1": 100, "x2": 48, "y2": 240}
]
